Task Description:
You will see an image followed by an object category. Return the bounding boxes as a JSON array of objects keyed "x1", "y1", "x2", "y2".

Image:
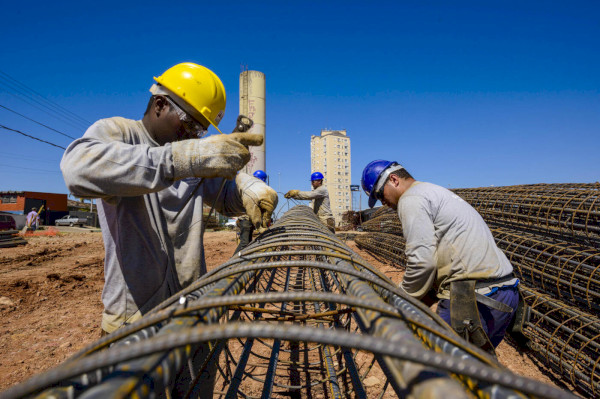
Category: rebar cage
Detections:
[{"x1": 1, "y1": 206, "x2": 575, "y2": 399}]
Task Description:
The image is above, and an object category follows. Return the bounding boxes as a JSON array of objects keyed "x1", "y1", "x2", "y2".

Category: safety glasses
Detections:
[
  {"x1": 375, "y1": 184, "x2": 386, "y2": 202},
  {"x1": 164, "y1": 96, "x2": 208, "y2": 138}
]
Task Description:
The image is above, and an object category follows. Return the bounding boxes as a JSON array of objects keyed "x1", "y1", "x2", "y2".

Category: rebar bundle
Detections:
[
  {"x1": 452, "y1": 183, "x2": 600, "y2": 244},
  {"x1": 519, "y1": 286, "x2": 600, "y2": 398},
  {"x1": 0, "y1": 230, "x2": 26, "y2": 248},
  {"x1": 360, "y1": 212, "x2": 402, "y2": 235},
  {"x1": 0, "y1": 206, "x2": 573, "y2": 399},
  {"x1": 491, "y1": 226, "x2": 600, "y2": 312},
  {"x1": 354, "y1": 182, "x2": 600, "y2": 397},
  {"x1": 355, "y1": 232, "x2": 406, "y2": 266}
]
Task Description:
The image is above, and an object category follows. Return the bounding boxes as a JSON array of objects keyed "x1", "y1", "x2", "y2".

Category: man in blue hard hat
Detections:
[
  {"x1": 285, "y1": 171, "x2": 335, "y2": 233},
  {"x1": 253, "y1": 169, "x2": 267, "y2": 183},
  {"x1": 233, "y1": 170, "x2": 270, "y2": 254},
  {"x1": 361, "y1": 160, "x2": 519, "y2": 354}
]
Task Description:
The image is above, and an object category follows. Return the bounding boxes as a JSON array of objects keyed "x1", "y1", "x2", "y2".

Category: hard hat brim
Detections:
[{"x1": 368, "y1": 194, "x2": 378, "y2": 208}]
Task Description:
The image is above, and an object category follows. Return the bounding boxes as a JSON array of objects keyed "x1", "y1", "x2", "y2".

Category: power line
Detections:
[
  {"x1": 0, "y1": 124, "x2": 66, "y2": 149},
  {"x1": 0, "y1": 81, "x2": 88, "y2": 131},
  {"x1": 0, "y1": 104, "x2": 76, "y2": 139},
  {"x1": 0, "y1": 163, "x2": 61, "y2": 174},
  {"x1": 0, "y1": 70, "x2": 92, "y2": 126},
  {"x1": 0, "y1": 151, "x2": 59, "y2": 164}
]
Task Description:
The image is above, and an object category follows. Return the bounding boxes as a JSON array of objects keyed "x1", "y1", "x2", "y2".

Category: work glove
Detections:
[
  {"x1": 236, "y1": 173, "x2": 279, "y2": 228},
  {"x1": 284, "y1": 190, "x2": 300, "y2": 199},
  {"x1": 171, "y1": 133, "x2": 264, "y2": 181}
]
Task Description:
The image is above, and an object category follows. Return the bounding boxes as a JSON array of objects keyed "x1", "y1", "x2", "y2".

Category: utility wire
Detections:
[
  {"x1": 0, "y1": 82, "x2": 88, "y2": 131},
  {"x1": 0, "y1": 71, "x2": 90, "y2": 130},
  {"x1": 0, "y1": 151, "x2": 59, "y2": 164},
  {"x1": 0, "y1": 70, "x2": 91, "y2": 125},
  {"x1": 0, "y1": 124, "x2": 66, "y2": 149},
  {"x1": 0, "y1": 163, "x2": 61, "y2": 174},
  {"x1": 0, "y1": 104, "x2": 76, "y2": 139}
]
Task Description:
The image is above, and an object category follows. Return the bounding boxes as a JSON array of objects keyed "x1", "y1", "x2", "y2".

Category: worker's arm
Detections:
[
  {"x1": 203, "y1": 173, "x2": 278, "y2": 228},
  {"x1": 201, "y1": 177, "x2": 245, "y2": 215},
  {"x1": 292, "y1": 186, "x2": 328, "y2": 200},
  {"x1": 61, "y1": 118, "x2": 260, "y2": 200},
  {"x1": 61, "y1": 119, "x2": 173, "y2": 199},
  {"x1": 398, "y1": 195, "x2": 438, "y2": 300}
]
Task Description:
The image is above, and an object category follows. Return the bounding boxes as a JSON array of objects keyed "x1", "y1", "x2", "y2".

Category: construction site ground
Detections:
[{"x1": 0, "y1": 229, "x2": 572, "y2": 394}]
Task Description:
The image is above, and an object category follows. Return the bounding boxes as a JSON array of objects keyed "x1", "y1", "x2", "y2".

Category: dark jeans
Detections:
[
  {"x1": 437, "y1": 285, "x2": 519, "y2": 347},
  {"x1": 233, "y1": 219, "x2": 254, "y2": 255}
]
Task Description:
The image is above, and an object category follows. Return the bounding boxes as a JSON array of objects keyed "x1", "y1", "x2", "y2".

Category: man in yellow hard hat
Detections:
[{"x1": 61, "y1": 63, "x2": 278, "y2": 336}]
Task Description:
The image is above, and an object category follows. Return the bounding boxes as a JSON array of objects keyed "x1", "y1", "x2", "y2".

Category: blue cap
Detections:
[
  {"x1": 311, "y1": 171, "x2": 324, "y2": 181},
  {"x1": 361, "y1": 160, "x2": 396, "y2": 208},
  {"x1": 253, "y1": 169, "x2": 267, "y2": 182}
]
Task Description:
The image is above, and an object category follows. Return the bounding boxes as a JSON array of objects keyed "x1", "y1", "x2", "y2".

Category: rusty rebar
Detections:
[
  {"x1": 519, "y1": 286, "x2": 600, "y2": 398},
  {"x1": 453, "y1": 183, "x2": 600, "y2": 244},
  {"x1": 1, "y1": 206, "x2": 574, "y2": 399}
]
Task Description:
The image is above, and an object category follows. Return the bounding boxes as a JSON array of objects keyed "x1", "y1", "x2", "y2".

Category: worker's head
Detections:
[
  {"x1": 144, "y1": 62, "x2": 226, "y2": 144},
  {"x1": 31, "y1": 207, "x2": 37, "y2": 211},
  {"x1": 361, "y1": 160, "x2": 414, "y2": 210},
  {"x1": 253, "y1": 170, "x2": 267, "y2": 182},
  {"x1": 310, "y1": 172, "x2": 324, "y2": 189}
]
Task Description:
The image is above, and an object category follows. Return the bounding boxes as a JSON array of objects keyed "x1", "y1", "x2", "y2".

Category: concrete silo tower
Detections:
[{"x1": 239, "y1": 70, "x2": 266, "y2": 175}]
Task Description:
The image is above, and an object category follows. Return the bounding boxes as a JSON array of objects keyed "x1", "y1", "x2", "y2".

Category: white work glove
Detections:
[
  {"x1": 236, "y1": 173, "x2": 278, "y2": 229},
  {"x1": 171, "y1": 133, "x2": 264, "y2": 180}
]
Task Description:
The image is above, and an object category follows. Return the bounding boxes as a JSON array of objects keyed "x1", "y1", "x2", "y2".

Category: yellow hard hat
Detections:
[{"x1": 153, "y1": 62, "x2": 226, "y2": 133}]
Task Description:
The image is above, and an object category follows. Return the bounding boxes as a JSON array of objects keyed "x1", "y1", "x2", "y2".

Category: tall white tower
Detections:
[{"x1": 239, "y1": 70, "x2": 266, "y2": 175}]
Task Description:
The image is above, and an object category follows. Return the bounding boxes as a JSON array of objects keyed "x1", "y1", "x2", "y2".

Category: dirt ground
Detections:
[{"x1": 0, "y1": 229, "x2": 570, "y2": 395}]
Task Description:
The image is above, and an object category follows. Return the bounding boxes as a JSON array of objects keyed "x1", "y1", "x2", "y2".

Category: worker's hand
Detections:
[
  {"x1": 171, "y1": 133, "x2": 264, "y2": 180},
  {"x1": 284, "y1": 190, "x2": 300, "y2": 199},
  {"x1": 236, "y1": 173, "x2": 279, "y2": 228}
]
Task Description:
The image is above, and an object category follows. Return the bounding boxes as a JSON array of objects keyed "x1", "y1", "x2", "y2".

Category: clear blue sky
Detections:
[{"x1": 1, "y1": 1, "x2": 598, "y2": 215}]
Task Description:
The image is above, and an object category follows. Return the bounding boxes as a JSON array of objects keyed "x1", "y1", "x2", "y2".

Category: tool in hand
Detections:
[{"x1": 173, "y1": 115, "x2": 254, "y2": 220}]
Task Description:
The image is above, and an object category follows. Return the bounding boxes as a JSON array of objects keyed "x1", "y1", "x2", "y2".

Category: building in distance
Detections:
[{"x1": 310, "y1": 129, "x2": 351, "y2": 225}]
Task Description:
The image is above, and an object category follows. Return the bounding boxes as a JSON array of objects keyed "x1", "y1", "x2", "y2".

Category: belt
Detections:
[
  {"x1": 475, "y1": 292, "x2": 514, "y2": 313},
  {"x1": 474, "y1": 274, "x2": 517, "y2": 289}
]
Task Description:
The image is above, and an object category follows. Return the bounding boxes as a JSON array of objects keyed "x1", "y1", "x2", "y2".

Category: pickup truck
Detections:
[{"x1": 55, "y1": 215, "x2": 87, "y2": 227}]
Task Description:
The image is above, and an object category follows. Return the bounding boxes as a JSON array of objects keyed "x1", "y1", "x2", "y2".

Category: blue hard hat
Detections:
[
  {"x1": 253, "y1": 169, "x2": 267, "y2": 182},
  {"x1": 311, "y1": 171, "x2": 324, "y2": 181},
  {"x1": 361, "y1": 160, "x2": 396, "y2": 208}
]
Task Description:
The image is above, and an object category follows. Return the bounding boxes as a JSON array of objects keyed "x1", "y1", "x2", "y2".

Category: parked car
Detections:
[
  {"x1": 55, "y1": 215, "x2": 87, "y2": 227},
  {"x1": 224, "y1": 219, "x2": 237, "y2": 229},
  {"x1": 0, "y1": 214, "x2": 16, "y2": 230}
]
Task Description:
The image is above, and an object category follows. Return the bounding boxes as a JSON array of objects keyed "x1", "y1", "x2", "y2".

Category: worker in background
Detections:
[
  {"x1": 61, "y1": 62, "x2": 278, "y2": 336},
  {"x1": 26, "y1": 207, "x2": 39, "y2": 231},
  {"x1": 361, "y1": 160, "x2": 519, "y2": 354},
  {"x1": 233, "y1": 169, "x2": 269, "y2": 254},
  {"x1": 285, "y1": 172, "x2": 335, "y2": 233},
  {"x1": 253, "y1": 169, "x2": 267, "y2": 183}
]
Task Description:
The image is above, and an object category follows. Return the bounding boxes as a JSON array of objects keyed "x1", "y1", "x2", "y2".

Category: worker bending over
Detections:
[
  {"x1": 361, "y1": 160, "x2": 518, "y2": 353},
  {"x1": 61, "y1": 63, "x2": 278, "y2": 335},
  {"x1": 233, "y1": 169, "x2": 270, "y2": 254},
  {"x1": 285, "y1": 172, "x2": 335, "y2": 233}
]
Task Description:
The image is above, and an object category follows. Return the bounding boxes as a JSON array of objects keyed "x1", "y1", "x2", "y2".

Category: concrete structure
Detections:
[
  {"x1": 239, "y1": 70, "x2": 266, "y2": 178},
  {"x1": 310, "y1": 129, "x2": 351, "y2": 224}
]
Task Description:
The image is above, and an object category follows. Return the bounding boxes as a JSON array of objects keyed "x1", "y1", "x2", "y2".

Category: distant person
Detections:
[
  {"x1": 361, "y1": 160, "x2": 519, "y2": 354},
  {"x1": 233, "y1": 170, "x2": 270, "y2": 255},
  {"x1": 26, "y1": 207, "x2": 40, "y2": 231},
  {"x1": 285, "y1": 172, "x2": 335, "y2": 233},
  {"x1": 61, "y1": 62, "x2": 278, "y2": 336}
]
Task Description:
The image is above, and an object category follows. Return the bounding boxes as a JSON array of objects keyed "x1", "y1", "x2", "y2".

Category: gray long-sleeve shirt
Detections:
[
  {"x1": 294, "y1": 185, "x2": 333, "y2": 221},
  {"x1": 397, "y1": 182, "x2": 514, "y2": 300},
  {"x1": 61, "y1": 117, "x2": 246, "y2": 332}
]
